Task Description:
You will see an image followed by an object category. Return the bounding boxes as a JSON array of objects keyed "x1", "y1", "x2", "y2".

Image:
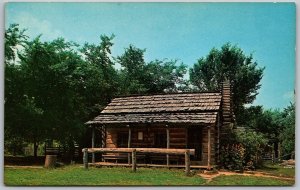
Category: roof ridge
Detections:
[
  {"x1": 100, "y1": 110, "x2": 219, "y2": 115},
  {"x1": 114, "y1": 91, "x2": 221, "y2": 98},
  {"x1": 86, "y1": 111, "x2": 218, "y2": 125}
]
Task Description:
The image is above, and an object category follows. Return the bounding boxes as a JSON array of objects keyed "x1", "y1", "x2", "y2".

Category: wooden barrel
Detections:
[{"x1": 44, "y1": 155, "x2": 57, "y2": 168}]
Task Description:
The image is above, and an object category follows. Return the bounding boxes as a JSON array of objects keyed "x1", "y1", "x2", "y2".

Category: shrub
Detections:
[
  {"x1": 220, "y1": 144, "x2": 244, "y2": 170},
  {"x1": 219, "y1": 128, "x2": 267, "y2": 170},
  {"x1": 4, "y1": 137, "x2": 28, "y2": 156}
]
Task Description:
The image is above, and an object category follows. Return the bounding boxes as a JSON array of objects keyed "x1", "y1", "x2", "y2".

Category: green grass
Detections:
[
  {"x1": 207, "y1": 175, "x2": 295, "y2": 186},
  {"x1": 257, "y1": 163, "x2": 295, "y2": 177},
  {"x1": 4, "y1": 164, "x2": 295, "y2": 186},
  {"x1": 4, "y1": 165, "x2": 205, "y2": 186}
]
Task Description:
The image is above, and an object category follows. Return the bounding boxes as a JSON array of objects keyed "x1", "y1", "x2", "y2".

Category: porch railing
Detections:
[{"x1": 82, "y1": 148, "x2": 195, "y2": 176}]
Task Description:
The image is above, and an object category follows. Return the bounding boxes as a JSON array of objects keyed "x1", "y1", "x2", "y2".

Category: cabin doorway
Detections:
[{"x1": 187, "y1": 127, "x2": 202, "y2": 161}]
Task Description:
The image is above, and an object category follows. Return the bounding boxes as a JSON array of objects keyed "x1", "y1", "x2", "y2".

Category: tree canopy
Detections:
[
  {"x1": 117, "y1": 45, "x2": 187, "y2": 95},
  {"x1": 190, "y1": 43, "x2": 264, "y2": 113},
  {"x1": 279, "y1": 102, "x2": 295, "y2": 158},
  {"x1": 4, "y1": 24, "x2": 188, "y2": 156}
]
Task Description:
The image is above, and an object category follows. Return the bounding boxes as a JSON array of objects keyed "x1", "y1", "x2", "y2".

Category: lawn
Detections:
[
  {"x1": 257, "y1": 162, "x2": 295, "y2": 178},
  {"x1": 4, "y1": 165, "x2": 205, "y2": 186},
  {"x1": 4, "y1": 165, "x2": 295, "y2": 186},
  {"x1": 207, "y1": 175, "x2": 294, "y2": 186}
]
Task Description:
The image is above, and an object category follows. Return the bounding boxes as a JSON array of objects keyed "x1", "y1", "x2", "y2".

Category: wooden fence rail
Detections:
[{"x1": 82, "y1": 148, "x2": 195, "y2": 176}]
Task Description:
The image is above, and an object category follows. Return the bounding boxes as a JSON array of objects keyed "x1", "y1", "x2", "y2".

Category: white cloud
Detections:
[
  {"x1": 113, "y1": 62, "x2": 122, "y2": 70},
  {"x1": 183, "y1": 72, "x2": 189, "y2": 80},
  {"x1": 77, "y1": 51, "x2": 87, "y2": 60},
  {"x1": 13, "y1": 44, "x2": 24, "y2": 64},
  {"x1": 283, "y1": 90, "x2": 294, "y2": 100},
  {"x1": 11, "y1": 12, "x2": 64, "y2": 41}
]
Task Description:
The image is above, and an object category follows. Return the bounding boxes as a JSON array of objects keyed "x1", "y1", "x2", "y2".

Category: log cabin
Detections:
[{"x1": 85, "y1": 81, "x2": 234, "y2": 169}]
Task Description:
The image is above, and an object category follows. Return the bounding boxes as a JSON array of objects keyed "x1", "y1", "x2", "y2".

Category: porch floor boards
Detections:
[{"x1": 90, "y1": 162, "x2": 211, "y2": 169}]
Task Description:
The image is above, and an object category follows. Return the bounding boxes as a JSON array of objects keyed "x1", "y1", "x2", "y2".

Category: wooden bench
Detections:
[
  {"x1": 136, "y1": 153, "x2": 146, "y2": 163},
  {"x1": 149, "y1": 154, "x2": 184, "y2": 165},
  {"x1": 45, "y1": 147, "x2": 62, "y2": 156},
  {"x1": 103, "y1": 153, "x2": 146, "y2": 163},
  {"x1": 103, "y1": 153, "x2": 128, "y2": 163}
]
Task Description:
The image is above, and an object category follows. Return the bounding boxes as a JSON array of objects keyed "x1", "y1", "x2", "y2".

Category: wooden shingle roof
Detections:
[
  {"x1": 102, "y1": 93, "x2": 222, "y2": 114},
  {"x1": 87, "y1": 92, "x2": 222, "y2": 125},
  {"x1": 86, "y1": 112, "x2": 218, "y2": 125}
]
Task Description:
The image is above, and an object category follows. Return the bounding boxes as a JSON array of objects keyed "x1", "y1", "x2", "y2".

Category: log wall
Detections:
[
  {"x1": 105, "y1": 125, "x2": 217, "y2": 166},
  {"x1": 200, "y1": 125, "x2": 215, "y2": 165},
  {"x1": 169, "y1": 128, "x2": 186, "y2": 148},
  {"x1": 106, "y1": 127, "x2": 187, "y2": 149}
]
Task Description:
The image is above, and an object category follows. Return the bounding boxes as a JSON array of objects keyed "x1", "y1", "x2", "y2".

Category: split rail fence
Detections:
[{"x1": 82, "y1": 148, "x2": 195, "y2": 176}]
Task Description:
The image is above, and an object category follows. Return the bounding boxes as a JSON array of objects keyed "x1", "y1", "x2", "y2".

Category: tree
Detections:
[
  {"x1": 4, "y1": 24, "x2": 29, "y2": 155},
  {"x1": 6, "y1": 33, "x2": 95, "y2": 156},
  {"x1": 117, "y1": 45, "x2": 147, "y2": 95},
  {"x1": 279, "y1": 102, "x2": 295, "y2": 159},
  {"x1": 237, "y1": 106, "x2": 286, "y2": 159},
  {"x1": 80, "y1": 34, "x2": 119, "y2": 107},
  {"x1": 144, "y1": 59, "x2": 187, "y2": 93},
  {"x1": 238, "y1": 103, "x2": 296, "y2": 161},
  {"x1": 15, "y1": 37, "x2": 74, "y2": 156},
  {"x1": 117, "y1": 45, "x2": 188, "y2": 95},
  {"x1": 5, "y1": 23, "x2": 28, "y2": 63},
  {"x1": 237, "y1": 106, "x2": 282, "y2": 135},
  {"x1": 190, "y1": 43, "x2": 264, "y2": 113}
]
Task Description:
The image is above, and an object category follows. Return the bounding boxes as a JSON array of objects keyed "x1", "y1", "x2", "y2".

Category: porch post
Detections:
[
  {"x1": 91, "y1": 126, "x2": 95, "y2": 164},
  {"x1": 132, "y1": 148, "x2": 137, "y2": 172},
  {"x1": 207, "y1": 126, "x2": 211, "y2": 170},
  {"x1": 272, "y1": 143, "x2": 275, "y2": 163},
  {"x1": 166, "y1": 125, "x2": 170, "y2": 167},
  {"x1": 101, "y1": 125, "x2": 106, "y2": 162},
  {"x1": 101, "y1": 125, "x2": 106, "y2": 148},
  {"x1": 127, "y1": 125, "x2": 132, "y2": 164},
  {"x1": 185, "y1": 149, "x2": 190, "y2": 176},
  {"x1": 278, "y1": 142, "x2": 281, "y2": 162},
  {"x1": 83, "y1": 148, "x2": 88, "y2": 169},
  {"x1": 217, "y1": 113, "x2": 220, "y2": 164}
]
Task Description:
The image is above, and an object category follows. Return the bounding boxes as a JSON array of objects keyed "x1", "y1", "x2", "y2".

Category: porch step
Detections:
[{"x1": 191, "y1": 161, "x2": 203, "y2": 165}]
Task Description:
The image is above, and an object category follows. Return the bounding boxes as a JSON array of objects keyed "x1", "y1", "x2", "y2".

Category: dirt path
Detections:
[
  {"x1": 198, "y1": 171, "x2": 295, "y2": 184},
  {"x1": 4, "y1": 165, "x2": 43, "y2": 169}
]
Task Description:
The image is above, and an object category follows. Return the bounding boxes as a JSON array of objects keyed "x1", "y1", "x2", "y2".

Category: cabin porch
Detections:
[
  {"x1": 82, "y1": 147, "x2": 212, "y2": 175},
  {"x1": 88, "y1": 123, "x2": 217, "y2": 170},
  {"x1": 91, "y1": 162, "x2": 212, "y2": 169}
]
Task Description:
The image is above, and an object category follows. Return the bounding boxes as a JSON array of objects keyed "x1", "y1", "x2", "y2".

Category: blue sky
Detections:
[{"x1": 5, "y1": 2, "x2": 295, "y2": 110}]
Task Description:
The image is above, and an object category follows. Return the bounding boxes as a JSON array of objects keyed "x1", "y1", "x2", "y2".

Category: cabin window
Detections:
[
  {"x1": 117, "y1": 132, "x2": 128, "y2": 148},
  {"x1": 154, "y1": 133, "x2": 167, "y2": 148},
  {"x1": 138, "y1": 132, "x2": 143, "y2": 141}
]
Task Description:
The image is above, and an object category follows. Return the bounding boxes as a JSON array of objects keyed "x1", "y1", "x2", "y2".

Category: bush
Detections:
[
  {"x1": 219, "y1": 128, "x2": 267, "y2": 170},
  {"x1": 4, "y1": 137, "x2": 28, "y2": 156},
  {"x1": 220, "y1": 144, "x2": 244, "y2": 170}
]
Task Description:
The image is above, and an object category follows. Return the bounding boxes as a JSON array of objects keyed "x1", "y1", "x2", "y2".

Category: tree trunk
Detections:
[
  {"x1": 13, "y1": 147, "x2": 16, "y2": 156},
  {"x1": 45, "y1": 155, "x2": 57, "y2": 168},
  {"x1": 274, "y1": 142, "x2": 278, "y2": 160},
  {"x1": 34, "y1": 141, "x2": 38, "y2": 158}
]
